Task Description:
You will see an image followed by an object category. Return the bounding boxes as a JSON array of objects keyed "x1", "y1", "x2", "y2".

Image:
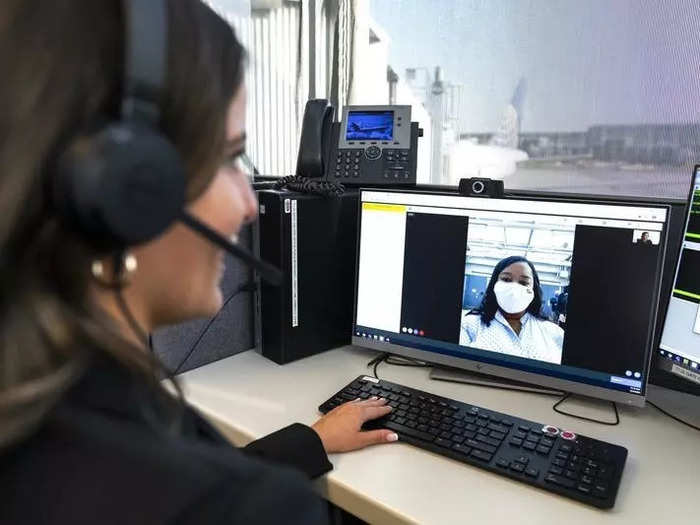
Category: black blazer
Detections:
[{"x1": 0, "y1": 357, "x2": 333, "y2": 524}]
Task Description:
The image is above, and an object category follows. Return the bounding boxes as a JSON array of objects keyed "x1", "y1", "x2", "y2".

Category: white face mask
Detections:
[{"x1": 493, "y1": 280, "x2": 534, "y2": 314}]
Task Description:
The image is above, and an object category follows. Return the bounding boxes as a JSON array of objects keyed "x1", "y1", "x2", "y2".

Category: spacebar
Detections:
[{"x1": 383, "y1": 421, "x2": 434, "y2": 442}]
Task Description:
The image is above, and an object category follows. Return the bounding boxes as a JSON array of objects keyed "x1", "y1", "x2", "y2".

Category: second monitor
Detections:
[{"x1": 353, "y1": 189, "x2": 670, "y2": 406}]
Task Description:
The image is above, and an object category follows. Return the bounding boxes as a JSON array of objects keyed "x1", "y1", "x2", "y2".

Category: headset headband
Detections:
[{"x1": 121, "y1": 0, "x2": 167, "y2": 124}]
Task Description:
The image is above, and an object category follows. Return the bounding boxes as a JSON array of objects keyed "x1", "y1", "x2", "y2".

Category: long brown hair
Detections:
[{"x1": 0, "y1": 0, "x2": 245, "y2": 448}]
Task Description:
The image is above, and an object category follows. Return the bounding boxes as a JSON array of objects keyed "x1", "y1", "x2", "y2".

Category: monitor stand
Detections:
[
  {"x1": 646, "y1": 384, "x2": 700, "y2": 428},
  {"x1": 429, "y1": 366, "x2": 564, "y2": 396}
]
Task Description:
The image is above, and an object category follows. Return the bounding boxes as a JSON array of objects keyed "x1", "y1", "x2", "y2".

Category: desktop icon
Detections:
[
  {"x1": 625, "y1": 370, "x2": 632, "y2": 377},
  {"x1": 419, "y1": 330, "x2": 425, "y2": 336},
  {"x1": 408, "y1": 328, "x2": 414, "y2": 334},
  {"x1": 379, "y1": 336, "x2": 385, "y2": 342},
  {"x1": 692, "y1": 362, "x2": 698, "y2": 369},
  {"x1": 634, "y1": 372, "x2": 641, "y2": 379}
]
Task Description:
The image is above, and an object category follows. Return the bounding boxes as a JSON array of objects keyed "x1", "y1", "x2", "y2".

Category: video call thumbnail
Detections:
[{"x1": 459, "y1": 216, "x2": 574, "y2": 365}]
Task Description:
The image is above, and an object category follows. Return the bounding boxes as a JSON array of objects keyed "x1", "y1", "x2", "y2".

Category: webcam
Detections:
[{"x1": 458, "y1": 177, "x2": 504, "y2": 198}]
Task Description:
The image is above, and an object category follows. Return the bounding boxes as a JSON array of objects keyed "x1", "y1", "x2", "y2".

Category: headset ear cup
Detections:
[{"x1": 54, "y1": 123, "x2": 186, "y2": 247}]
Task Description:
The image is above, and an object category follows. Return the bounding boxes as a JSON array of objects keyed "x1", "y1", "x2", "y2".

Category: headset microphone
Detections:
[{"x1": 179, "y1": 212, "x2": 283, "y2": 286}]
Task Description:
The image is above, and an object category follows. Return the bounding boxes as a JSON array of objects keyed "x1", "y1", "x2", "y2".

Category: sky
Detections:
[{"x1": 370, "y1": 0, "x2": 700, "y2": 133}]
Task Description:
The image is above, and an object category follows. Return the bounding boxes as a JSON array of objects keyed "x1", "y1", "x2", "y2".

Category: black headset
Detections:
[{"x1": 52, "y1": 0, "x2": 282, "y2": 285}]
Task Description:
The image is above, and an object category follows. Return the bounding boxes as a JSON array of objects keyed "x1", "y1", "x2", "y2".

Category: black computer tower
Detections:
[{"x1": 256, "y1": 190, "x2": 358, "y2": 364}]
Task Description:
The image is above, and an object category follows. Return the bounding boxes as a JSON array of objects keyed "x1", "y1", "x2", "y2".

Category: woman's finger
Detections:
[
  {"x1": 361, "y1": 404, "x2": 393, "y2": 421},
  {"x1": 357, "y1": 428, "x2": 399, "y2": 447},
  {"x1": 359, "y1": 397, "x2": 388, "y2": 407}
]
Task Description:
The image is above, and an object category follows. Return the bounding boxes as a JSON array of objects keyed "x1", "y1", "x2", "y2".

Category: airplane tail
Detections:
[{"x1": 490, "y1": 77, "x2": 527, "y2": 149}]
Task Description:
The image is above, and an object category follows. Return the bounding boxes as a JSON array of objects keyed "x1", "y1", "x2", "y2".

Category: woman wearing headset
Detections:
[
  {"x1": 0, "y1": 1, "x2": 396, "y2": 523},
  {"x1": 460, "y1": 256, "x2": 565, "y2": 365}
]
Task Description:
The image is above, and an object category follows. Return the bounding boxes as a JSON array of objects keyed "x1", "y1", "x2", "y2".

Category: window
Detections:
[{"x1": 367, "y1": 0, "x2": 700, "y2": 198}]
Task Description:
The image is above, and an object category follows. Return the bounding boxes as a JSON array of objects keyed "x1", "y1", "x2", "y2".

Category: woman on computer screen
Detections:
[
  {"x1": 460, "y1": 256, "x2": 564, "y2": 364},
  {"x1": 0, "y1": 1, "x2": 394, "y2": 523}
]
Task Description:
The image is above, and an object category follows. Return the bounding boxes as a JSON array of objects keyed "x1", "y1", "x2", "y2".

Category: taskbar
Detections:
[{"x1": 354, "y1": 326, "x2": 644, "y2": 396}]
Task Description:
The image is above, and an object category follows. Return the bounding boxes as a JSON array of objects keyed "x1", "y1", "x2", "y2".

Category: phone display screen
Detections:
[{"x1": 346, "y1": 111, "x2": 394, "y2": 141}]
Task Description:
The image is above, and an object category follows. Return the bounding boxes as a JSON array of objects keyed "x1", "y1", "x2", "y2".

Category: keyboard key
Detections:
[
  {"x1": 452, "y1": 443, "x2": 472, "y2": 456},
  {"x1": 465, "y1": 424, "x2": 478, "y2": 432},
  {"x1": 509, "y1": 438, "x2": 523, "y2": 447},
  {"x1": 439, "y1": 431, "x2": 452, "y2": 440},
  {"x1": 560, "y1": 443, "x2": 573, "y2": 452},
  {"x1": 593, "y1": 483, "x2": 609, "y2": 498},
  {"x1": 536, "y1": 446, "x2": 551, "y2": 455},
  {"x1": 525, "y1": 467, "x2": 539, "y2": 478},
  {"x1": 556, "y1": 451, "x2": 569, "y2": 460},
  {"x1": 530, "y1": 429, "x2": 543, "y2": 436},
  {"x1": 580, "y1": 475, "x2": 594, "y2": 485},
  {"x1": 549, "y1": 466, "x2": 563, "y2": 475},
  {"x1": 518, "y1": 425, "x2": 530, "y2": 432},
  {"x1": 470, "y1": 449, "x2": 493, "y2": 462},
  {"x1": 462, "y1": 430, "x2": 476, "y2": 440},
  {"x1": 496, "y1": 458, "x2": 510, "y2": 468},
  {"x1": 476, "y1": 435, "x2": 501, "y2": 448},
  {"x1": 487, "y1": 423, "x2": 509, "y2": 434},
  {"x1": 465, "y1": 438, "x2": 497, "y2": 455},
  {"x1": 553, "y1": 459, "x2": 566, "y2": 467},
  {"x1": 501, "y1": 419, "x2": 514, "y2": 427},
  {"x1": 597, "y1": 466, "x2": 612, "y2": 480},
  {"x1": 510, "y1": 462, "x2": 525, "y2": 473},
  {"x1": 451, "y1": 435, "x2": 465, "y2": 444},
  {"x1": 523, "y1": 441, "x2": 536, "y2": 451},
  {"x1": 577, "y1": 484, "x2": 592, "y2": 494},
  {"x1": 565, "y1": 469, "x2": 578, "y2": 480},
  {"x1": 477, "y1": 427, "x2": 490, "y2": 436},
  {"x1": 513, "y1": 431, "x2": 528, "y2": 439},
  {"x1": 545, "y1": 473, "x2": 575, "y2": 489},
  {"x1": 489, "y1": 431, "x2": 506, "y2": 440},
  {"x1": 515, "y1": 455, "x2": 529, "y2": 465},
  {"x1": 541, "y1": 438, "x2": 555, "y2": 447},
  {"x1": 383, "y1": 421, "x2": 434, "y2": 442},
  {"x1": 435, "y1": 437, "x2": 452, "y2": 448}
]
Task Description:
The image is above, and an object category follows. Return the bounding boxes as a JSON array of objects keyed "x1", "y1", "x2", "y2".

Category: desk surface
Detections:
[{"x1": 180, "y1": 346, "x2": 699, "y2": 525}]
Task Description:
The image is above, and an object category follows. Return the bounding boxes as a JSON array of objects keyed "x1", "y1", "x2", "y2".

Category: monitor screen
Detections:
[
  {"x1": 658, "y1": 166, "x2": 700, "y2": 386},
  {"x1": 345, "y1": 110, "x2": 394, "y2": 141},
  {"x1": 353, "y1": 190, "x2": 669, "y2": 405}
]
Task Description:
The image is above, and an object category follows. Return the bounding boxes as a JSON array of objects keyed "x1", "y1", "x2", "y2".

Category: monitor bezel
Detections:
[{"x1": 352, "y1": 187, "x2": 671, "y2": 407}]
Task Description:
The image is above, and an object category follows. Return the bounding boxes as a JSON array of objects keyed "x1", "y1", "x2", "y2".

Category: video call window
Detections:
[{"x1": 460, "y1": 214, "x2": 574, "y2": 365}]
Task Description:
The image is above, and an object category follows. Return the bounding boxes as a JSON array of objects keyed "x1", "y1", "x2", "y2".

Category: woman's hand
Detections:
[{"x1": 311, "y1": 397, "x2": 399, "y2": 453}]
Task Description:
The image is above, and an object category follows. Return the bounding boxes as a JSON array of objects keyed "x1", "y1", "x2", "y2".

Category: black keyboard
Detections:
[{"x1": 319, "y1": 376, "x2": 628, "y2": 509}]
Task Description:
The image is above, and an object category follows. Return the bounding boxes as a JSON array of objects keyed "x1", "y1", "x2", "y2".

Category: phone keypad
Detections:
[
  {"x1": 334, "y1": 150, "x2": 362, "y2": 178},
  {"x1": 333, "y1": 148, "x2": 411, "y2": 180}
]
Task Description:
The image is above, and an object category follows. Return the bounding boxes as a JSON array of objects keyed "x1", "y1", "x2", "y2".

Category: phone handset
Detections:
[{"x1": 296, "y1": 99, "x2": 335, "y2": 178}]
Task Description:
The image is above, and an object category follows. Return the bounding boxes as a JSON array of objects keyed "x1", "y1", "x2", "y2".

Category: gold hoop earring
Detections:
[{"x1": 90, "y1": 252, "x2": 138, "y2": 284}]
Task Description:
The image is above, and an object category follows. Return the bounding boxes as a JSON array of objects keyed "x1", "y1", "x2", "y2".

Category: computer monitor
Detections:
[
  {"x1": 352, "y1": 189, "x2": 670, "y2": 407},
  {"x1": 657, "y1": 165, "x2": 700, "y2": 389}
]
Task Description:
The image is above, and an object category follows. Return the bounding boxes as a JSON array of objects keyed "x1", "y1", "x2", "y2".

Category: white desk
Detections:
[{"x1": 179, "y1": 346, "x2": 699, "y2": 524}]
